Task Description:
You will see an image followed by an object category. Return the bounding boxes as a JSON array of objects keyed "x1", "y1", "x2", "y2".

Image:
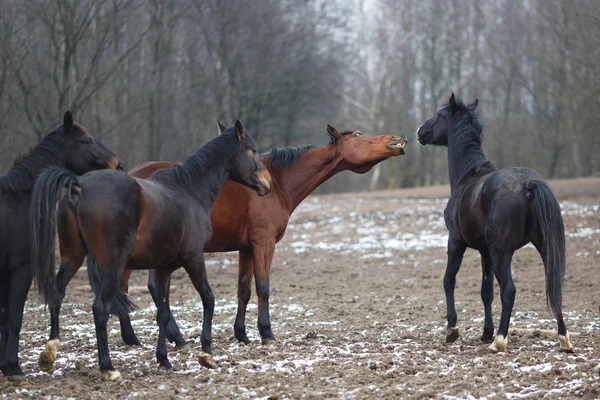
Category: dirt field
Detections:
[{"x1": 2, "y1": 179, "x2": 599, "y2": 399}]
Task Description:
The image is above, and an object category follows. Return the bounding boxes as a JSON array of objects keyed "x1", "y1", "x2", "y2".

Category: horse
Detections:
[
  {"x1": 30, "y1": 121, "x2": 272, "y2": 381},
  {"x1": 0, "y1": 111, "x2": 122, "y2": 383},
  {"x1": 416, "y1": 93, "x2": 573, "y2": 353},
  {"x1": 87, "y1": 123, "x2": 407, "y2": 348}
]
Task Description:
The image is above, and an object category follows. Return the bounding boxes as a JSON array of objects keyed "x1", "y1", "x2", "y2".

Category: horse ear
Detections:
[
  {"x1": 327, "y1": 124, "x2": 340, "y2": 140},
  {"x1": 234, "y1": 120, "x2": 245, "y2": 141},
  {"x1": 63, "y1": 110, "x2": 74, "y2": 131},
  {"x1": 217, "y1": 120, "x2": 226, "y2": 136},
  {"x1": 448, "y1": 93, "x2": 457, "y2": 109},
  {"x1": 467, "y1": 99, "x2": 478, "y2": 112}
]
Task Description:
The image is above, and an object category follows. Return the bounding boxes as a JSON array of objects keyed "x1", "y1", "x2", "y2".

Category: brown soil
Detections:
[{"x1": 2, "y1": 179, "x2": 599, "y2": 399}]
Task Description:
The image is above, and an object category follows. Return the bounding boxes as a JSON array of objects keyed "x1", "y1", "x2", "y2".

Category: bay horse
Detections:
[
  {"x1": 416, "y1": 93, "x2": 573, "y2": 353},
  {"x1": 88, "y1": 123, "x2": 407, "y2": 348},
  {"x1": 30, "y1": 121, "x2": 272, "y2": 381},
  {"x1": 0, "y1": 111, "x2": 122, "y2": 383}
]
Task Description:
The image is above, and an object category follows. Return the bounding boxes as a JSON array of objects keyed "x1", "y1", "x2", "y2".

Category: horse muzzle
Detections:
[
  {"x1": 388, "y1": 136, "x2": 408, "y2": 155},
  {"x1": 255, "y1": 170, "x2": 272, "y2": 196}
]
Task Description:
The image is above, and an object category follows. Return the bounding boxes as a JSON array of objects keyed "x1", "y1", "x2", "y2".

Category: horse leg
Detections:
[
  {"x1": 4, "y1": 265, "x2": 32, "y2": 382},
  {"x1": 117, "y1": 268, "x2": 140, "y2": 346},
  {"x1": 533, "y1": 242, "x2": 573, "y2": 352},
  {"x1": 38, "y1": 256, "x2": 86, "y2": 372},
  {"x1": 480, "y1": 251, "x2": 495, "y2": 343},
  {"x1": 488, "y1": 250, "x2": 516, "y2": 353},
  {"x1": 154, "y1": 269, "x2": 173, "y2": 369},
  {"x1": 234, "y1": 251, "x2": 254, "y2": 344},
  {"x1": 252, "y1": 240, "x2": 276, "y2": 344},
  {"x1": 147, "y1": 269, "x2": 187, "y2": 348},
  {"x1": 0, "y1": 269, "x2": 10, "y2": 376},
  {"x1": 443, "y1": 238, "x2": 466, "y2": 343},
  {"x1": 181, "y1": 254, "x2": 216, "y2": 369},
  {"x1": 92, "y1": 257, "x2": 125, "y2": 381}
]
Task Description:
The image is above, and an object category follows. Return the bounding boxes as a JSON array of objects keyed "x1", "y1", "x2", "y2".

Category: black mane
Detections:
[
  {"x1": 0, "y1": 130, "x2": 68, "y2": 192},
  {"x1": 448, "y1": 98, "x2": 495, "y2": 185},
  {"x1": 174, "y1": 129, "x2": 240, "y2": 191},
  {"x1": 263, "y1": 145, "x2": 316, "y2": 169}
]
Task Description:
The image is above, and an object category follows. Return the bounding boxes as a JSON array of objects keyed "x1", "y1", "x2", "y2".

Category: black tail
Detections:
[
  {"x1": 30, "y1": 167, "x2": 80, "y2": 307},
  {"x1": 86, "y1": 255, "x2": 136, "y2": 318},
  {"x1": 528, "y1": 180, "x2": 566, "y2": 320}
]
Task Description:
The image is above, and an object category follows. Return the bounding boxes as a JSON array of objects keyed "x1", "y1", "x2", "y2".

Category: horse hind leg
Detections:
[
  {"x1": 479, "y1": 251, "x2": 495, "y2": 343},
  {"x1": 487, "y1": 248, "x2": 516, "y2": 353},
  {"x1": 38, "y1": 240, "x2": 86, "y2": 372}
]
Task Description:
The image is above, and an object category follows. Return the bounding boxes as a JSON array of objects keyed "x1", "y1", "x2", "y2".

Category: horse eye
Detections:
[{"x1": 354, "y1": 132, "x2": 361, "y2": 137}]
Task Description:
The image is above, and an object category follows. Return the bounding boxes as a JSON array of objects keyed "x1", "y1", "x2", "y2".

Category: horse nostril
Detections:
[{"x1": 117, "y1": 161, "x2": 124, "y2": 171}]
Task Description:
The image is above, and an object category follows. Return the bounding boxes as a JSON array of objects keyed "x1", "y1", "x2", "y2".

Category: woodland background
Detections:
[{"x1": 0, "y1": 0, "x2": 598, "y2": 192}]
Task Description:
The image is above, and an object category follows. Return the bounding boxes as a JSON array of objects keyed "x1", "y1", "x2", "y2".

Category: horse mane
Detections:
[
  {"x1": 174, "y1": 129, "x2": 239, "y2": 189},
  {"x1": 263, "y1": 145, "x2": 316, "y2": 169},
  {"x1": 263, "y1": 130, "x2": 355, "y2": 170},
  {"x1": 0, "y1": 131, "x2": 68, "y2": 192},
  {"x1": 448, "y1": 97, "x2": 495, "y2": 185}
]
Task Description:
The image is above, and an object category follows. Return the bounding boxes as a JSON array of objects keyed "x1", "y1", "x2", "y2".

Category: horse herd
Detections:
[{"x1": 0, "y1": 94, "x2": 573, "y2": 384}]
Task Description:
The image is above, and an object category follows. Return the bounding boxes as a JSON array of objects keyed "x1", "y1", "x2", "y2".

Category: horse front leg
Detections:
[
  {"x1": 234, "y1": 251, "x2": 254, "y2": 344},
  {"x1": 181, "y1": 253, "x2": 216, "y2": 369},
  {"x1": 479, "y1": 251, "x2": 495, "y2": 343},
  {"x1": 4, "y1": 266, "x2": 32, "y2": 382},
  {"x1": 444, "y1": 238, "x2": 466, "y2": 343},
  {"x1": 253, "y1": 239, "x2": 276, "y2": 344},
  {"x1": 147, "y1": 269, "x2": 187, "y2": 348}
]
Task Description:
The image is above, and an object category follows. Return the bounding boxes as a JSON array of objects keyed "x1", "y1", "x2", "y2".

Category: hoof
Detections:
[
  {"x1": 198, "y1": 353, "x2": 216, "y2": 369},
  {"x1": 101, "y1": 369, "x2": 122, "y2": 381},
  {"x1": 7, "y1": 375, "x2": 27, "y2": 386},
  {"x1": 38, "y1": 339, "x2": 60, "y2": 372},
  {"x1": 122, "y1": 337, "x2": 141, "y2": 347},
  {"x1": 175, "y1": 343, "x2": 191, "y2": 352},
  {"x1": 445, "y1": 327, "x2": 459, "y2": 343},
  {"x1": 559, "y1": 333, "x2": 574, "y2": 353},
  {"x1": 488, "y1": 335, "x2": 507, "y2": 353},
  {"x1": 261, "y1": 337, "x2": 277, "y2": 345}
]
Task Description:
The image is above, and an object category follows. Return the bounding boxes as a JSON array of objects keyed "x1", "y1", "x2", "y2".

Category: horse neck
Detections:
[
  {"x1": 0, "y1": 136, "x2": 67, "y2": 192},
  {"x1": 447, "y1": 120, "x2": 489, "y2": 193},
  {"x1": 272, "y1": 145, "x2": 343, "y2": 213},
  {"x1": 175, "y1": 136, "x2": 234, "y2": 210}
]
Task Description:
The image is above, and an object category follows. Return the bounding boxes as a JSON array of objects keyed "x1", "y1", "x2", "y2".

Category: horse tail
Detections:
[
  {"x1": 30, "y1": 167, "x2": 81, "y2": 307},
  {"x1": 86, "y1": 255, "x2": 136, "y2": 318},
  {"x1": 527, "y1": 180, "x2": 566, "y2": 320}
]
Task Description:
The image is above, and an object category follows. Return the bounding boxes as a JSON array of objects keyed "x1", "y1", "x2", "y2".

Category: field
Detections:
[{"x1": 2, "y1": 178, "x2": 599, "y2": 399}]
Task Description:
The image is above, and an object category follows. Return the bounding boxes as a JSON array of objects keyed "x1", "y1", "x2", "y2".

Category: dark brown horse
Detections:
[
  {"x1": 92, "y1": 124, "x2": 407, "y2": 348},
  {"x1": 417, "y1": 94, "x2": 573, "y2": 353},
  {"x1": 0, "y1": 111, "x2": 122, "y2": 383},
  {"x1": 30, "y1": 121, "x2": 271, "y2": 381}
]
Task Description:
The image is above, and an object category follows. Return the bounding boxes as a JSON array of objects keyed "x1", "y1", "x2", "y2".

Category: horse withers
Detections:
[
  {"x1": 30, "y1": 121, "x2": 271, "y2": 381},
  {"x1": 91, "y1": 124, "x2": 407, "y2": 348},
  {"x1": 0, "y1": 111, "x2": 122, "y2": 383},
  {"x1": 416, "y1": 93, "x2": 573, "y2": 353}
]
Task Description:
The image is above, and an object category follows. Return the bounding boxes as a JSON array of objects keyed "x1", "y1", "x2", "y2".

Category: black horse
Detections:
[
  {"x1": 30, "y1": 121, "x2": 271, "y2": 381},
  {"x1": 416, "y1": 94, "x2": 573, "y2": 353},
  {"x1": 0, "y1": 111, "x2": 122, "y2": 382}
]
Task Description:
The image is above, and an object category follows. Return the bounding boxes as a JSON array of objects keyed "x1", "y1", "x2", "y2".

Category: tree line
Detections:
[{"x1": 1, "y1": 0, "x2": 598, "y2": 193}]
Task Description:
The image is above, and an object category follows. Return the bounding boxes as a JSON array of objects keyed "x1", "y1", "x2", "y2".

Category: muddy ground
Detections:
[{"x1": 1, "y1": 179, "x2": 599, "y2": 399}]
